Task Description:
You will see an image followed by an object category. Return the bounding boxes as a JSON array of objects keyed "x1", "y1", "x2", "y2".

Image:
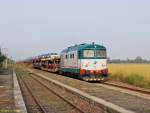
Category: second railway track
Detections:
[
  {"x1": 25, "y1": 68, "x2": 150, "y2": 113},
  {"x1": 18, "y1": 75, "x2": 47, "y2": 113},
  {"x1": 103, "y1": 81, "x2": 150, "y2": 95},
  {"x1": 17, "y1": 70, "x2": 110, "y2": 113}
]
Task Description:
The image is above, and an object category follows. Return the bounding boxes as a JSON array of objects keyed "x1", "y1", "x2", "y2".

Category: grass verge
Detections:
[{"x1": 108, "y1": 64, "x2": 150, "y2": 89}]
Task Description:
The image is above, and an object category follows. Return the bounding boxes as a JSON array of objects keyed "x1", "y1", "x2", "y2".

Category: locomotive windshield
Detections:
[
  {"x1": 83, "y1": 50, "x2": 94, "y2": 57},
  {"x1": 95, "y1": 50, "x2": 106, "y2": 58},
  {"x1": 83, "y1": 49, "x2": 106, "y2": 58}
]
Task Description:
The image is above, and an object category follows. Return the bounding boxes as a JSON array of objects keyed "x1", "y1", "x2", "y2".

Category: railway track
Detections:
[
  {"x1": 17, "y1": 71, "x2": 106, "y2": 113},
  {"x1": 26, "y1": 68, "x2": 150, "y2": 113},
  {"x1": 16, "y1": 69, "x2": 136, "y2": 113},
  {"x1": 29, "y1": 75, "x2": 86, "y2": 113},
  {"x1": 103, "y1": 81, "x2": 150, "y2": 95},
  {"x1": 18, "y1": 75, "x2": 47, "y2": 113},
  {"x1": 35, "y1": 68, "x2": 150, "y2": 96}
]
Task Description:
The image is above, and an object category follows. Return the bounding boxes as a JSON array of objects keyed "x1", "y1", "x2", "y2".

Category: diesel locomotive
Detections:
[{"x1": 33, "y1": 43, "x2": 108, "y2": 81}]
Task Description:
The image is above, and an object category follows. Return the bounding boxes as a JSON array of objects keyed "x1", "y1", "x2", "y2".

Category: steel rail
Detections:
[
  {"x1": 28, "y1": 70, "x2": 135, "y2": 113},
  {"x1": 30, "y1": 74, "x2": 86, "y2": 113},
  {"x1": 18, "y1": 75, "x2": 47, "y2": 113},
  {"x1": 104, "y1": 82, "x2": 150, "y2": 95}
]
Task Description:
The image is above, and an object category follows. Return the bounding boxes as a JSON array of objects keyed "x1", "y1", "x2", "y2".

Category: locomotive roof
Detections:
[
  {"x1": 40, "y1": 53, "x2": 58, "y2": 56},
  {"x1": 61, "y1": 43, "x2": 106, "y2": 53}
]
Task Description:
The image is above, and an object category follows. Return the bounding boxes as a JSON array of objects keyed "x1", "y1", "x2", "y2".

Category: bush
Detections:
[{"x1": 0, "y1": 51, "x2": 6, "y2": 67}]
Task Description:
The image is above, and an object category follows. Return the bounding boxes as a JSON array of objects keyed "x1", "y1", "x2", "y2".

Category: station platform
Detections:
[
  {"x1": 0, "y1": 69, "x2": 27, "y2": 113},
  {"x1": 0, "y1": 69, "x2": 15, "y2": 113}
]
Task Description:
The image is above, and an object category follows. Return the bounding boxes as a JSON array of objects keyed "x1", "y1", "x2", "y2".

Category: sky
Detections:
[{"x1": 0, "y1": 0, "x2": 150, "y2": 60}]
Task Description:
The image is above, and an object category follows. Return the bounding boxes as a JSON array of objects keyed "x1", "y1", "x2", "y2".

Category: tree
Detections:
[
  {"x1": 0, "y1": 49, "x2": 6, "y2": 67},
  {"x1": 135, "y1": 56, "x2": 142, "y2": 63}
]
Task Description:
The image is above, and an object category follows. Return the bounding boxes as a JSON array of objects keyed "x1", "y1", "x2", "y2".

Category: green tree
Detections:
[{"x1": 0, "y1": 49, "x2": 6, "y2": 67}]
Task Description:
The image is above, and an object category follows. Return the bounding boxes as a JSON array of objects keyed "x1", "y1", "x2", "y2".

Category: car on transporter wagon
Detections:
[{"x1": 59, "y1": 43, "x2": 108, "y2": 81}]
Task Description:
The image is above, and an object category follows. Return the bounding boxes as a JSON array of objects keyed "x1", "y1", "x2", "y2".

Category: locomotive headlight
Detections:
[{"x1": 96, "y1": 70, "x2": 101, "y2": 74}]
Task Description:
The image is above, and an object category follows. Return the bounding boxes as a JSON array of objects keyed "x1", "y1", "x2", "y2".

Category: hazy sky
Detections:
[{"x1": 0, "y1": 0, "x2": 150, "y2": 60}]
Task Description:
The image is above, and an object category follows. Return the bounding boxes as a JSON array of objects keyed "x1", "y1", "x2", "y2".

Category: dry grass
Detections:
[{"x1": 108, "y1": 64, "x2": 150, "y2": 89}]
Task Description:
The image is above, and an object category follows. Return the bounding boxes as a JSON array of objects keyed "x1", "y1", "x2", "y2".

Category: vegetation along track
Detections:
[{"x1": 17, "y1": 70, "x2": 109, "y2": 113}]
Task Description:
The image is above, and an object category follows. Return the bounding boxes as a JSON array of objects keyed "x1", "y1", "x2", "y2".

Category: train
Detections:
[{"x1": 32, "y1": 43, "x2": 108, "y2": 82}]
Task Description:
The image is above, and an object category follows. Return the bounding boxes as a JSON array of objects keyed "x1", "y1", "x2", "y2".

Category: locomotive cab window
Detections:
[
  {"x1": 70, "y1": 54, "x2": 72, "y2": 59},
  {"x1": 65, "y1": 55, "x2": 68, "y2": 59},
  {"x1": 83, "y1": 50, "x2": 94, "y2": 58},
  {"x1": 95, "y1": 50, "x2": 106, "y2": 58},
  {"x1": 72, "y1": 54, "x2": 74, "y2": 59},
  {"x1": 70, "y1": 54, "x2": 74, "y2": 59}
]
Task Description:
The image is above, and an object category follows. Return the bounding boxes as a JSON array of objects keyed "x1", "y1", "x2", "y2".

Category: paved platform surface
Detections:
[
  {"x1": 13, "y1": 70, "x2": 27, "y2": 113},
  {"x1": 0, "y1": 69, "x2": 15, "y2": 113},
  {"x1": 0, "y1": 69, "x2": 27, "y2": 113}
]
